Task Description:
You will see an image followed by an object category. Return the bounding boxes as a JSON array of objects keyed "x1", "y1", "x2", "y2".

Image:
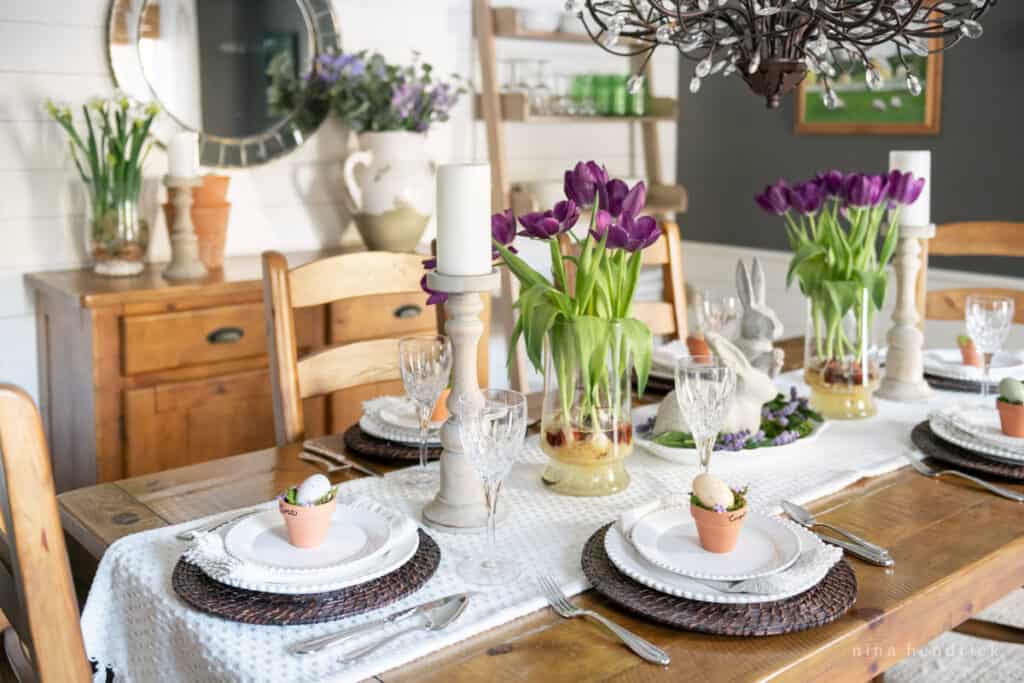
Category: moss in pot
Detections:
[
  {"x1": 278, "y1": 474, "x2": 338, "y2": 548},
  {"x1": 997, "y1": 378, "x2": 1024, "y2": 438},
  {"x1": 689, "y1": 474, "x2": 748, "y2": 553}
]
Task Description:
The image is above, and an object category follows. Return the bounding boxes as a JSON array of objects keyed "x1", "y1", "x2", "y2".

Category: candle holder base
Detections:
[{"x1": 876, "y1": 377, "x2": 934, "y2": 402}]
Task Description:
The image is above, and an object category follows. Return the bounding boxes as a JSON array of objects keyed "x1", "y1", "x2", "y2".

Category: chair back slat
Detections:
[
  {"x1": 298, "y1": 340, "x2": 403, "y2": 400},
  {"x1": 919, "y1": 222, "x2": 1024, "y2": 323},
  {"x1": 289, "y1": 252, "x2": 427, "y2": 309},
  {"x1": 0, "y1": 385, "x2": 91, "y2": 682}
]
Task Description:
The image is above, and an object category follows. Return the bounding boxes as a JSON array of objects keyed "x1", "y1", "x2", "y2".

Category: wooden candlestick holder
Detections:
[
  {"x1": 163, "y1": 175, "x2": 207, "y2": 281},
  {"x1": 877, "y1": 224, "x2": 935, "y2": 401},
  {"x1": 421, "y1": 269, "x2": 507, "y2": 533}
]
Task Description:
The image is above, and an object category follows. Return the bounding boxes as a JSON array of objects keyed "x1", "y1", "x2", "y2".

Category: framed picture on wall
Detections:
[{"x1": 795, "y1": 45, "x2": 943, "y2": 135}]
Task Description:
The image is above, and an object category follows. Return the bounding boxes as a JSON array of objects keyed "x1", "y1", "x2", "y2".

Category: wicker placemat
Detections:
[
  {"x1": 343, "y1": 424, "x2": 442, "y2": 463},
  {"x1": 581, "y1": 524, "x2": 856, "y2": 636},
  {"x1": 172, "y1": 529, "x2": 440, "y2": 626},
  {"x1": 911, "y1": 421, "x2": 1024, "y2": 481},
  {"x1": 636, "y1": 374, "x2": 674, "y2": 396},
  {"x1": 925, "y1": 374, "x2": 996, "y2": 394}
]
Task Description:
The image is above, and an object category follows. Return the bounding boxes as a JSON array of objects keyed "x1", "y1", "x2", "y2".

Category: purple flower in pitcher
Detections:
[
  {"x1": 518, "y1": 200, "x2": 579, "y2": 240},
  {"x1": 563, "y1": 161, "x2": 609, "y2": 208}
]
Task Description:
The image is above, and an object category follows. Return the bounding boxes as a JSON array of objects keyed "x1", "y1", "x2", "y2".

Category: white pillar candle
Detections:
[
  {"x1": 889, "y1": 150, "x2": 931, "y2": 226},
  {"x1": 168, "y1": 131, "x2": 199, "y2": 178},
  {"x1": 436, "y1": 163, "x2": 493, "y2": 277}
]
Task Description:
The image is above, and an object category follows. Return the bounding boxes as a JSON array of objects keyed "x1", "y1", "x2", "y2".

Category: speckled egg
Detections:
[
  {"x1": 692, "y1": 473, "x2": 734, "y2": 510},
  {"x1": 999, "y1": 378, "x2": 1024, "y2": 404},
  {"x1": 295, "y1": 474, "x2": 333, "y2": 505}
]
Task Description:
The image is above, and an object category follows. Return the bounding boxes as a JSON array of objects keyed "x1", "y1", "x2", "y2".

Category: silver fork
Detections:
[
  {"x1": 299, "y1": 451, "x2": 354, "y2": 474},
  {"x1": 536, "y1": 575, "x2": 670, "y2": 666},
  {"x1": 905, "y1": 453, "x2": 1024, "y2": 503}
]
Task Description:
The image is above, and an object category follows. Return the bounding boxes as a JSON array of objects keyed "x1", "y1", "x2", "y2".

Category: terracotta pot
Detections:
[
  {"x1": 431, "y1": 388, "x2": 451, "y2": 423},
  {"x1": 686, "y1": 335, "x2": 712, "y2": 358},
  {"x1": 162, "y1": 201, "x2": 231, "y2": 270},
  {"x1": 997, "y1": 399, "x2": 1024, "y2": 437},
  {"x1": 959, "y1": 340, "x2": 983, "y2": 368},
  {"x1": 195, "y1": 174, "x2": 230, "y2": 206},
  {"x1": 279, "y1": 495, "x2": 337, "y2": 548},
  {"x1": 690, "y1": 502, "x2": 747, "y2": 553}
]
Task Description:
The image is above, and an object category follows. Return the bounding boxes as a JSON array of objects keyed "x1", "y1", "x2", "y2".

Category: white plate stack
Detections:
[
  {"x1": 608, "y1": 502, "x2": 842, "y2": 604},
  {"x1": 360, "y1": 396, "x2": 443, "y2": 446},
  {"x1": 929, "y1": 404, "x2": 1024, "y2": 466},
  {"x1": 923, "y1": 348, "x2": 1024, "y2": 383}
]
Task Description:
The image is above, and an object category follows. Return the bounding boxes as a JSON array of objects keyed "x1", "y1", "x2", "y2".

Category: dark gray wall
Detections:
[{"x1": 676, "y1": 3, "x2": 1024, "y2": 278}]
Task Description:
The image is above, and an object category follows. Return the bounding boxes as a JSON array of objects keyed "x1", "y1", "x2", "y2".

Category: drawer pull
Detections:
[
  {"x1": 207, "y1": 327, "x2": 245, "y2": 344},
  {"x1": 394, "y1": 304, "x2": 423, "y2": 320}
]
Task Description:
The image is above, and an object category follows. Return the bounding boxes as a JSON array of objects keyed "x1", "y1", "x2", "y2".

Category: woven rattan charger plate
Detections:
[
  {"x1": 911, "y1": 421, "x2": 1024, "y2": 481},
  {"x1": 172, "y1": 530, "x2": 440, "y2": 625},
  {"x1": 342, "y1": 425, "x2": 442, "y2": 463},
  {"x1": 581, "y1": 524, "x2": 857, "y2": 636}
]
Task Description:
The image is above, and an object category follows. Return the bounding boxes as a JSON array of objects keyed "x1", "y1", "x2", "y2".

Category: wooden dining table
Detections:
[{"x1": 59, "y1": 371, "x2": 1024, "y2": 682}]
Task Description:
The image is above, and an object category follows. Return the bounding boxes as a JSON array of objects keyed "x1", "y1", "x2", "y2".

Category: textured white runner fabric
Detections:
[{"x1": 80, "y1": 372, "x2": 966, "y2": 682}]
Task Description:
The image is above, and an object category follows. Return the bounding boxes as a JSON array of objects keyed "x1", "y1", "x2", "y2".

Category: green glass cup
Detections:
[
  {"x1": 610, "y1": 75, "x2": 628, "y2": 116},
  {"x1": 592, "y1": 75, "x2": 614, "y2": 115}
]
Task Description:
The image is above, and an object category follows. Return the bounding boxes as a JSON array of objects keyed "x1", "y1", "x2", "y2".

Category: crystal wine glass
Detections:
[
  {"x1": 397, "y1": 335, "x2": 453, "y2": 487},
  {"x1": 696, "y1": 290, "x2": 741, "y2": 340},
  {"x1": 965, "y1": 295, "x2": 1015, "y2": 399},
  {"x1": 674, "y1": 355, "x2": 736, "y2": 473},
  {"x1": 458, "y1": 388, "x2": 527, "y2": 586}
]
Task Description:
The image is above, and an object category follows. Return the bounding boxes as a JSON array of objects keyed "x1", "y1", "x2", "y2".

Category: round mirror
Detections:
[{"x1": 108, "y1": 0, "x2": 340, "y2": 168}]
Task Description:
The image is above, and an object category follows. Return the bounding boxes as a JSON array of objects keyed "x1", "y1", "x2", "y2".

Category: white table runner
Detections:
[{"x1": 80, "y1": 373, "x2": 968, "y2": 682}]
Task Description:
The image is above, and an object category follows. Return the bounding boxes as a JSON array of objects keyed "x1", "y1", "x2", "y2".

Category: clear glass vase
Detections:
[
  {"x1": 87, "y1": 193, "x2": 149, "y2": 277},
  {"x1": 803, "y1": 288, "x2": 880, "y2": 419},
  {"x1": 540, "y1": 320, "x2": 633, "y2": 496}
]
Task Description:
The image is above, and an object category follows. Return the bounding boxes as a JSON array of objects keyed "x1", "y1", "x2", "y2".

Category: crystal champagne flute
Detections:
[
  {"x1": 965, "y1": 295, "x2": 1015, "y2": 398},
  {"x1": 398, "y1": 335, "x2": 453, "y2": 487},
  {"x1": 674, "y1": 355, "x2": 736, "y2": 473},
  {"x1": 458, "y1": 388, "x2": 527, "y2": 586}
]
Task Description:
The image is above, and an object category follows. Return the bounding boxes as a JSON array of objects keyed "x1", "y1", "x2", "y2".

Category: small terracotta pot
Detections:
[
  {"x1": 997, "y1": 399, "x2": 1024, "y2": 437},
  {"x1": 686, "y1": 335, "x2": 712, "y2": 358},
  {"x1": 959, "y1": 341, "x2": 983, "y2": 368},
  {"x1": 279, "y1": 495, "x2": 337, "y2": 548},
  {"x1": 690, "y1": 502, "x2": 747, "y2": 553},
  {"x1": 162, "y1": 201, "x2": 231, "y2": 270},
  {"x1": 431, "y1": 388, "x2": 451, "y2": 423},
  {"x1": 194, "y1": 174, "x2": 231, "y2": 206}
]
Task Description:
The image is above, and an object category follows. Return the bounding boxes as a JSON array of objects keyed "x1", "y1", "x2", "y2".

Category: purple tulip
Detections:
[
  {"x1": 814, "y1": 170, "x2": 845, "y2": 197},
  {"x1": 885, "y1": 171, "x2": 926, "y2": 206},
  {"x1": 902, "y1": 176, "x2": 926, "y2": 205},
  {"x1": 491, "y1": 209, "x2": 517, "y2": 247},
  {"x1": 754, "y1": 180, "x2": 790, "y2": 215},
  {"x1": 602, "y1": 212, "x2": 660, "y2": 252},
  {"x1": 563, "y1": 161, "x2": 609, "y2": 208},
  {"x1": 785, "y1": 181, "x2": 825, "y2": 215},
  {"x1": 601, "y1": 179, "x2": 630, "y2": 217},
  {"x1": 842, "y1": 173, "x2": 886, "y2": 207},
  {"x1": 620, "y1": 181, "x2": 647, "y2": 218},
  {"x1": 419, "y1": 271, "x2": 448, "y2": 306},
  {"x1": 518, "y1": 200, "x2": 578, "y2": 240}
]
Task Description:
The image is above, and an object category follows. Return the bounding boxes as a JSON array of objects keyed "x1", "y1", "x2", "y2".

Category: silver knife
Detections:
[
  {"x1": 781, "y1": 500, "x2": 891, "y2": 558},
  {"x1": 816, "y1": 533, "x2": 895, "y2": 567},
  {"x1": 338, "y1": 592, "x2": 471, "y2": 662},
  {"x1": 289, "y1": 592, "x2": 471, "y2": 656},
  {"x1": 302, "y1": 441, "x2": 380, "y2": 478}
]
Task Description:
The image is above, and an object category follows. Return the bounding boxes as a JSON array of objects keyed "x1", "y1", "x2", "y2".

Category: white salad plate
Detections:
[
  {"x1": 211, "y1": 502, "x2": 419, "y2": 595},
  {"x1": 376, "y1": 398, "x2": 444, "y2": 432},
  {"x1": 633, "y1": 404, "x2": 829, "y2": 465},
  {"x1": 924, "y1": 348, "x2": 1024, "y2": 382},
  {"x1": 929, "y1": 412, "x2": 1024, "y2": 464},
  {"x1": 225, "y1": 498, "x2": 399, "y2": 573},
  {"x1": 630, "y1": 508, "x2": 801, "y2": 582},
  {"x1": 605, "y1": 522, "x2": 829, "y2": 604},
  {"x1": 944, "y1": 404, "x2": 1024, "y2": 454},
  {"x1": 360, "y1": 411, "x2": 441, "y2": 446}
]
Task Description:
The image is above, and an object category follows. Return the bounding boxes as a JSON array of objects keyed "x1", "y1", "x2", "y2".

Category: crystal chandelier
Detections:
[{"x1": 568, "y1": 1, "x2": 998, "y2": 109}]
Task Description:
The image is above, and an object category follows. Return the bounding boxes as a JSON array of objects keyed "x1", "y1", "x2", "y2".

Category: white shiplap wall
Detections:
[{"x1": 0, "y1": 0, "x2": 678, "y2": 400}]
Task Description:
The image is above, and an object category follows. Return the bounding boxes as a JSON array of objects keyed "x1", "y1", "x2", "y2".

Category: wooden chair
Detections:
[
  {"x1": 262, "y1": 251, "x2": 490, "y2": 446},
  {"x1": 557, "y1": 220, "x2": 688, "y2": 338},
  {"x1": 917, "y1": 222, "x2": 1024, "y2": 324},
  {"x1": 0, "y1": 385, "x2": 91, "y2": 682}
]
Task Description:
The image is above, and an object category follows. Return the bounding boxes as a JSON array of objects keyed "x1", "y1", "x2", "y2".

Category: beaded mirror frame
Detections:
[{"x1": 107, "y1": 0, "x2": 341, "y2": 168}]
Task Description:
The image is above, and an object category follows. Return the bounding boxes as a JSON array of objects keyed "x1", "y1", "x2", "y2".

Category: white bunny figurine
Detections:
[
  {"x1": 735, "y1": 257, "x2": 785, "y2": 377},
  {"x1": 705, "y1": 332, "x2": 778, "y2": 434},
  {"x1": 652, "y1": 332, "x2": 778, "y2": 436}
]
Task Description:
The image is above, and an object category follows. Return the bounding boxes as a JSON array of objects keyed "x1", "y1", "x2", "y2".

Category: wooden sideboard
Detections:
[{"x1": 25, "y1": 248, "x2": 455, "y2": 492}]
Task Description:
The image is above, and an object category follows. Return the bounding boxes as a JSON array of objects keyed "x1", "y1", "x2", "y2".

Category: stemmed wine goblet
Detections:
[
  {"x1": 674, "y1": 354, "x2": 736, "y2": 473},
  {"x1": 458, "y1": 388, "x2": 527, "y2": 586},
  {"x1": 397, "y1": 335, "x2": 453, "y2": 488},
  {"x1": 965, "y1": 295, "x2": 1015, "y2": 399},
  {"x1": 696, "y1": 290, "x2": 741, "y2": 341}
]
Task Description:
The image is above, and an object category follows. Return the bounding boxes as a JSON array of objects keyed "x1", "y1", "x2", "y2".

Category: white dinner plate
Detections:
[
  {"x1": 630, "y1": 508, "x2": 801, "y2": 581},
  {"x1": 225, "y1": 498, "x2": 398, "y2": 573},
  {"x1": 605, "y1": 522, "x2": 830, "y2": 604},
  {"x1": 929, "y1": 412, "x2": 1024, "y2": 464},
  {"x1": 213, "y1": 515, "x2": 420, "y2": 595},
  {"x1": 924, "y1": 348, "x2": 1024, "y2": 382},
  {"x1": 360, "y1": 411, "x2": 442, "y2": 446},
  {"x1": 376, "y1": 398, "x2": 444, "y2": 432},
  {"x1": 944, "y1": 405, "x2": 1024, "y2": 454},
  {"x1": 633, "y1": 404, "x2": 829, "y2": 465}
]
